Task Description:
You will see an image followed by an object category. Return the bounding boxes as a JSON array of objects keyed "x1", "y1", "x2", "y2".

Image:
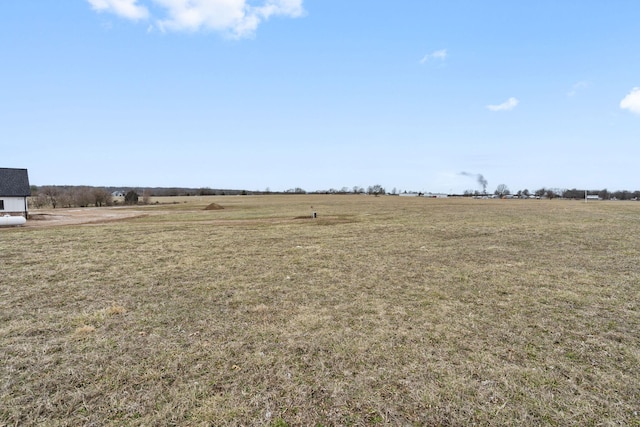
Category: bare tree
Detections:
[
  {"x1": 367, "y1": 184, "x2": 385, "y2": 196},
  {"x1": 29, "y1": 191, "x2": 47, "y2": 209},
  {"x1": 73, "y1": 187, "x2": 93, "y2": 207},
  {"x1": 124, "y1": 190, "x2": 139, "y2": 205},
  {"x1": 285, "y1": 188, "x2": 306, "y2": 194},
  {"x1": 142, "y1": 189, "x2": 152, "y2": 204},
  {"x1": 598, "y1": 188, "x2": 610, "y2": 200},
  {"x1": 93, "y1": 188, "x2": 113, "y2": 207},
  {"x1": 41, "y1": 186, "x2": 60, "y2": 208},
  {"x1": 494, "y1": 184, "x2": 510, "y2": 198}
]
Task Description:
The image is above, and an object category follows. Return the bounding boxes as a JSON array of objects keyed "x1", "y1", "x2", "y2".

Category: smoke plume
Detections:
[{"x1": 460, "y1": 172, "x2": 488, "y2": 194}]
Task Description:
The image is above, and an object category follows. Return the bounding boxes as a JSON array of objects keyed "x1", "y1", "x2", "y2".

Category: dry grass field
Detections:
[{"x1": 1, "y1": 195, "x2": 639, "y2": 426}]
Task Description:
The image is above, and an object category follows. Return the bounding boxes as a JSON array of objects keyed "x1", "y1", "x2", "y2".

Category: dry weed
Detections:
[{"x1": 1, "y1": 196, "x2": 639, "y2": 426}]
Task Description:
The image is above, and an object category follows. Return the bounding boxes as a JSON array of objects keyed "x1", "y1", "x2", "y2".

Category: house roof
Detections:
[{"x1": 0, "y1": 168, "x2": 31, "y2": 197}]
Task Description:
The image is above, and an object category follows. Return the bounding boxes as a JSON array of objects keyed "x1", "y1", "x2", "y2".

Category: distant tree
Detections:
[
  {"x1": 72, "y1": 187, "x2": 93, "y2": 207},
  {"x1": 29, "y1": 190, "x2": 47, "y2": 209},
  {"x1": 285, "y1": 188, "x2": 305, "y2": 194},
  {"x1": 522, "y1": 189, "x2": 530, "y2": 198},
  {"x1": 124, "y1": 190, "x2": 139, "y2": 205},
  {"x1": 367, "y1": 184, "x2": 385, "y2": 196},
  {"x1": 59, "y1": 189, "x2": 74, "y2": 208},
  {"x1": 598, "y1": 188, "x2": 610, "y2": 200},
  {"x1": 534, "y1": 188, "x2": 546, "y2": 198},
  {"x1": 562, "y1": 188, "x2": 583, "y2": 199},
  {"x1": 41, "y1": 186, "x2": 61, "y2": 208},
  {"x1": 92, "y1": 188, "x2": 113, "y2": 207},
  {"x1": 546, "y1": 189, "x2": 557, "y2": 199},
  {"x1": 494, "y1": 184, "x2": 510, "y2": 197},
  {"x1": 198, "y1": 187, "x2": 216, "y2": 196},
  {"x1": 613, "y1": 190, "x2": 633, "y2": 200},
  {"x1": 142, "y1": 189, "x2": 152, "y2": 204}
]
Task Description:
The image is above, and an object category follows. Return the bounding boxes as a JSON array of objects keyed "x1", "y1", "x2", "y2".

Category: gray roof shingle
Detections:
[{"x1": 0, "y1": 168, "x2": 31, "y2": 197}]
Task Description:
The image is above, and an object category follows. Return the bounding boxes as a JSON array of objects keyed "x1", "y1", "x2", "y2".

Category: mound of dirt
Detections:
[{"x1": 204, "y1": 203, "x2": 224, "y2": 210}]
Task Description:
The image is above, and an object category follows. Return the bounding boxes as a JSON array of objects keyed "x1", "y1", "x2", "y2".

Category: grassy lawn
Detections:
[{"x1": 1, "y1": 195, "x2": 639, "y2": 426}]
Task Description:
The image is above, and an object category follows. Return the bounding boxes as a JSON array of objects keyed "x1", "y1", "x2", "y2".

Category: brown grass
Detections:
[
  {"x1": 204, "y1": 203, "x2": 225, "y2": 211},
  {"x1": 1, "y1": 195, "x2": 639, "y2": 425}
]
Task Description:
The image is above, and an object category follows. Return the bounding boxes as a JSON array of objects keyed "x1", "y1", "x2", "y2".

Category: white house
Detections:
[{"x1": 0, "y1": 168, "x2": 31, "y2": 217}]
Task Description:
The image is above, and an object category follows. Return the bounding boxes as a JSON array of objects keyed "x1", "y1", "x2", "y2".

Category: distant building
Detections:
[
  {"x1": 399, "y1": 192, "x2": 449, "y2": 198},
  {"x1": 0, "y1": 168, "x2": 31, "y2": 217}
]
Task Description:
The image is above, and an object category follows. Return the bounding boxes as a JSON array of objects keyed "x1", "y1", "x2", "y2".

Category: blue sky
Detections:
[{"x1": 1, "y1": 1, "x2": 639, "y2": 193}]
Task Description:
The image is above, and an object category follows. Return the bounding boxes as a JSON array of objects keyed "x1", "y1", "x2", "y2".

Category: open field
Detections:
[{"x1": 1, "y1": 195, "x2": 639, "y2": 426}]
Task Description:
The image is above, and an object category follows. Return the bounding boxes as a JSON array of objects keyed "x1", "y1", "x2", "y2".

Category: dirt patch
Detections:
[
  {"x1": 22, "y1": 207, "x2": 149, "y2": 228},
  {"x1": 204, "y1": 203, "x2": 224, "y2": 210}
]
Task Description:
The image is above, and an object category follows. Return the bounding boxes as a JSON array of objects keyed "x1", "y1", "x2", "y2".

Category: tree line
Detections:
[
  {"x1": 287, "y1": 185, "x2": 388, "y2": 195},
  {"x1": 28, "y1": 185, "x2": 251, "y2": 209},
  {"x1": 561, "y1": 188, "x2": 640, "y2": 200},
  {"x1": 464, "y1": 185, "x2": 640, "y2": 200},
  {"x1": 28, "y1": 184, "x2": 640, "y2": 209},
  {"x1": 28, "y1": 184, "x2": 394, "y2": 208},
  {"x1": 29, "y1": 186, "x2": 156, "y2": 209},
  {"x1": 30, "y1": 186, "x2": 115, "y2": 209}
]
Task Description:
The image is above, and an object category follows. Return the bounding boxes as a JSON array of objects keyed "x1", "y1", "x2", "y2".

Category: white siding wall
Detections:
[{"x1": 0, "y1": 197, "x2": 28, "y2": 214}]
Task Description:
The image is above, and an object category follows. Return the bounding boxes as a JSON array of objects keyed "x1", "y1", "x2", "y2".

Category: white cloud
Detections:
[
  {"x1": 87, "y1": 0, "x2": 304, "y2": 37},
  {"x1": 620, "y1": 87, "x2": 640, "y2": 115},
  {"x1": 568, "y1": 80, "x2": 590, "y2": 97},
  {"x1": 420, "y1": 49, "x2": 447, "y2": 64},
  {"x1": 486, "y1": 97, "x2": 519, "y2": 112},
  {"x1": 88, "y1": 0, "x2": 149, "y2": 20}
]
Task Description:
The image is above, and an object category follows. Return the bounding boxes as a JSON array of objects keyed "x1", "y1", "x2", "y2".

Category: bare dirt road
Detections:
[{"x1": 23, "y1": 207, "x2": 149, "y2": 228}]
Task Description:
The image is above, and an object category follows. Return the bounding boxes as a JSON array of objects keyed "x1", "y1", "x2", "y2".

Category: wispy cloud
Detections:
[
  {"x1": 486, "y1": 97, "x2": 519, "y2": 112},
  {"x1": 87, "y1": 0, "x2": 305, "y2": 38},
  {"x1": 88, "y1": 0, "x2": 149, "y2": 20},
  {"x1": 620, "y1": 87, "x2": 640, "y2": 115},
  {"x1": 420, "y1": 49, "x2": 447, "y2": 64},
  {"x1": 568, "y1": 80, "x2": 590, "y2": 97}
]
